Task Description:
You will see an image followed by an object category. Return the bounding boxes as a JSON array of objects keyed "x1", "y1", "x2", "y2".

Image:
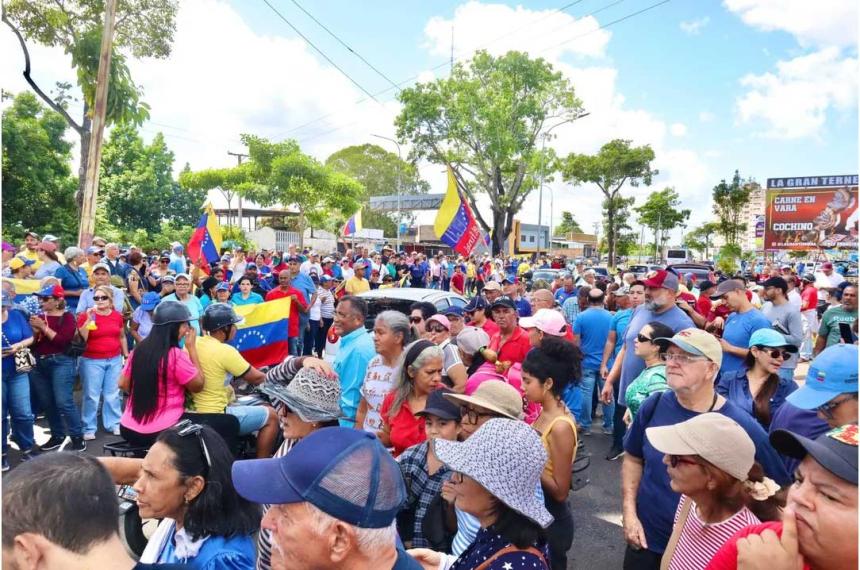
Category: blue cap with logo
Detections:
[
  {"x1": 231, "y1": 427, "x2": 406, "y2": 528},
  {"x1": 787, "y1": 344, "x2": 858, "y2": 410},
  {"x1": 747, "y1": 328, "x2": 798, "y2": 352},
  {"x1": 140, "y1": 292, "x2": 161, "y2": 311}
]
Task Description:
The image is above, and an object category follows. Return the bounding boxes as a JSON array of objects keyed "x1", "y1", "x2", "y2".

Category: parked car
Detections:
[
  {"x1": 667, "y1": 263, "x2": 713, "y2": 283},
  {"x1": 324, "y1": 288, "x2": 467, "y2": 362},
  {"x1": 627, "y1": 265, "x2": 649, "y2": 279},
  {"x1": 530, "y1": 268, "x2": 561, "y2": 286}
]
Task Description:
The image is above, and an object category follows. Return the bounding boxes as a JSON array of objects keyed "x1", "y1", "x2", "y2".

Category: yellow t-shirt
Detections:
[
  {"x1": 517, "y1": 262, "x2": 531, "y2": 275},
  {"x1": 345, "y1": 276, "x2": 370, "y2": 295},
  {"x1": 466, "y1": 263, "x2": 477, "y2": 279},
  {"x1": 18, "y1": 248, "x2": 42, "y2": 270},
  {"x1": 190, "y1": 335, "x2": 251, "y2": 413}
]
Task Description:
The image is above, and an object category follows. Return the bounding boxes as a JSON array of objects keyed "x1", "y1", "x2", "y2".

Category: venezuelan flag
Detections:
[
  {"x1": 434, "y1": 167, "x2": 482, "y2": 256},
  {"x1": 2, "y1": 278, "x2": 42, "y2": 303},
  {"x1": 342, "y1": 210, "x2": 362, "y2": 236},
  {"x1": 188, "y1": 203, "x2": 223, "y2": 273},
  {"x1": 229, "y1": 297, "x2": 291, "y2": 368}
]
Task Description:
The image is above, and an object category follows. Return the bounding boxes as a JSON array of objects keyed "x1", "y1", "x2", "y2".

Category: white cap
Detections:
[{"x1": 519, "y1": 309, "x2": 567, "y2": 337}]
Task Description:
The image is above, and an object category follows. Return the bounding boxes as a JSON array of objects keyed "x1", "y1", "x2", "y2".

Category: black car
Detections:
[{"x1": 667, "y1": 263, "x2": 713, "y2": 283}]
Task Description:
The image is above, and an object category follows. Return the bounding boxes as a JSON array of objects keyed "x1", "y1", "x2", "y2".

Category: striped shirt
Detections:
[{"x1": 668, "y1": 495, "x2": 760, "y2": 570}]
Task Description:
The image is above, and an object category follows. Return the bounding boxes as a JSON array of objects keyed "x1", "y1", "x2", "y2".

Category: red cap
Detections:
[
  {"x1": 822, "y1": 262, "x2": 834, "y2": 270},
  {"x1": 642, "y1": 269, "x2": 679, "y2": 291}
]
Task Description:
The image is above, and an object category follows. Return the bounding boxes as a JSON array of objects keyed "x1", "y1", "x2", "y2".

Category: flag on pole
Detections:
[
  {"x1": 229, "y1": 297, "x2": 291, "y2": 368},
  {"x1": 434, "y1": 167, "x2": 482, "y2": 256},
  {"x1": 342, "y1": 210, "x2": 362, "y2": 236},
  {"x1": 187, "y1": 203, "x2": 223, "y2": 273}
]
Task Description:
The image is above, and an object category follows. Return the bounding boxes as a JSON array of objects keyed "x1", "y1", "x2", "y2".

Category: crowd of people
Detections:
[{"x1": 1, "y1": 228, "x2": 857, "y2": 570}]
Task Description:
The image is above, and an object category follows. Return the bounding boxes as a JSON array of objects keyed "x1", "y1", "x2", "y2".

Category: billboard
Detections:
[{"x1": 764, "y1": 175, "x2": 858, "y2": 251}]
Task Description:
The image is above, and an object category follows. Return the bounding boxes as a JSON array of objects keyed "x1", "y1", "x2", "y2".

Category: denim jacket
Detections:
[{"x1": 715, "y1": 368, "x2": 799, "y2": 430}]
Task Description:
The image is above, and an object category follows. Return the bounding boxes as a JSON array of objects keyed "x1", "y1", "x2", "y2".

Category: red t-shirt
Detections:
[
  {"x1": 489, "y1": 326, "x2": 531, "y2": 365},
  {"x1": 696, "y1": 295, "x2": 712, "y2": 317},
  {"x1": 76, "y1": 310, "x2": 124, "y2": 359},
  {"x1": 451, "y1": 272, "x2": 465, "y2": 292},
  {"x1": 265, "y1": 287, "x2": 307, "y2": 338},
  {"x1": 705, "y1": 522, "x2": 811, "y2": 570},
  {"x1": 800, "y1": 286, "x2": 818, "y2": 312},
  {"x1": 480, "y1": 318, "x2": 500, "y2": 337},
  {"x1": 379, "y1": 392, "x2": 427, "y2": 457}
]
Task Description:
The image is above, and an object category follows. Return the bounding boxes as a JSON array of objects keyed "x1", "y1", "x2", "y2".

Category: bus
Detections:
[{"x1": 665, "y1": 248, "x2": 691, "y2": 264}]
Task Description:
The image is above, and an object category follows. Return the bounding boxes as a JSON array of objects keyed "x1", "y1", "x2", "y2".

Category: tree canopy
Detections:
[
  {"x1": 685, "y1": 222, "x2": 719, "y2": 260},
  {"x1": 712, "y1": 170, "x2": 754, "y2": 248},
  {"x1": 554, "y1": 211, "x2": 583, "y2": 236},
  {"x1": 561, "y1": 139, "x2": 657, "y2": 269},
  {"x1": 396, "y1": 50, "x2": 583, "y2": 254},
  {"x1": 325, "y1": 143, "x2": 430, "y2": 237},
  {"x1": 634, "y1": 187, "x2": 690, "y2": 257}
]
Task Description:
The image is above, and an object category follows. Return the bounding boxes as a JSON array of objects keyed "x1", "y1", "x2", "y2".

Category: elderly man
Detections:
[
  {"x1": 621, "y1": 328, "x2": 791, "y2": 569},
  {"x1": 709, "y1": 279, "x2": 771, "y2": 379},
  {"x1": 531, "y1": 288, "x2": 556, "y2": 312},
  {"x1": 554, "y1": 274, "x2": 577, "y2": 306},
  {"x1": 815, "y1": 284, "x2": 857, "y2": 353},
  {"x1": 100, "y1": 243, "x2": 128, "y2": 279},
  {"x1": 573, "y1": 288, "x2": 614, "y2": 435},
  {"x1": 80, "y1": 246, "x2": 104, "y2": 284},
  {"x1": 709, "y1": 424, "x2": 857, "y2": 570},
  {"x1": 232, "y1": 428, "x2": 418, "y2": 570},
  {"x1": 344, "y1": 260, "x2": 370, "y2": 295},
  {"x1": 3, "y1": 453, "x2": 185, "y2": 570},
  {"x1": 333, "y1": 296, "x2": 375, "y2": 427},
  {"x1": 486, "y1": 297, "x2": 531, "y2": 368},
  {"x1": 814, "y1": 261, "x2": 846, "y2": 302},
  {"x1": 75, "y1": 263, "x2": 126, "y2": 314},
  {"x1": 266, "y1": 271, "x2": 309, "y2": 356},
  {"x1": 786, "y1": 344, "x2": 857, "y2": 429}
]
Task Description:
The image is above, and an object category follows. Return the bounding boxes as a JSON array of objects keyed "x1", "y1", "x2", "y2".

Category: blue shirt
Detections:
[
  {"x1": 623, "y1": 390, "x2": 791, "y2": 554},
  {"x1": 451, "y1": 527, "x2": 549, "y2": 570},
  {"x1": 230, "y1": 292, "x2": 263, "y2": 306},
  {"x1": 2, "y1": 309, "x2": 32, "y2": 378},
  {"x1": 573, "y1": 307, "x2": 613, "y2": 370},
  {"x1": 608, "y1": 308, "x2": 633, "y2": 370},
  {"x1": 618, "y1": 306, "x2": 693, "y2": 406},
  {"x1": 55, "y1": 264, "x2": 90, "y2": 311},
  {"x1": 162, "y1": 293, "x2": 203, "y2": 334},
  {"x1": 554, "y1": 287, "x2": 577, "y2": 306},
  {"x1": 156, "y1": 521, "x2": 255, "y2": 569},
  {"x1": 514, "y1": 297, "x2": 532, "y2": 318},
  {"x1": 768, "y1": 403, "x2": 829, "y2": 476},
  {"x1": 290, "y1": 273, "x2": 316, "y2": 327},
  {"x1": 716, "y1": 368, "x2": 799, "y2": 430},
  {"x1": 720, "y1": 308, "x2": 772, "y2": 376},
  {"x1": 333, "y1": 326, "x2": 376, "y2": 426}
]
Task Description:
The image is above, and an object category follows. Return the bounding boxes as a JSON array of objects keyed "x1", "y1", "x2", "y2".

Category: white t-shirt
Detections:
[
  {"x1": 309, "y1": 290, "x2": 321, "y2": 320},
  {"x1": 300, "y1": 261, "x2": 322, "y2": 277},
  {"x1": 815, "y1": 271, "x2": 846, "y2": 302},
  {"x1": 359, "y1": 355, "x2": 398, "y2": 434}
]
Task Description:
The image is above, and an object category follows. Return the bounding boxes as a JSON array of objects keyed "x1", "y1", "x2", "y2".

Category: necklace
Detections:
[{"x1": 707, "y1": 391, "x2": 718, "y2": 412}]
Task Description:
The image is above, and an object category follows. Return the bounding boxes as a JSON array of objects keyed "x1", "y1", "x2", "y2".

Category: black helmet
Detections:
[
  {"x1": 152, "y1": 300, "x2": 192, "y2": 326},
  {"x1": 201, "y1": 302, "x2": 244, "y2": 332}
]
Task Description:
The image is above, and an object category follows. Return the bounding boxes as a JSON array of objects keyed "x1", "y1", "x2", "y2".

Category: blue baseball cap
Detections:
[
  {"x1": 748, "y1": 328, "x2": 797, "y2": 352},
  {"x1": 215, "y1": 282, "x2": 230, "y2": 292},
  {"x1": 231, "y1": 427, "x2": 406, "y2": 528},
  {"x1": 787, "y1": 344, "x2": 858, "y2": 410},
  {"x1": 463, "y1": 296, "x2": 488, "y2": 312},
  {"x1": 320, "y1": 275, "x2": 333, "y2": 283},
  {"x1": 442, "y1": 306, "x2": 465, "y2": 318},
  {"x1": 140, "y1": 292, "x2": 161, "y2": 311}
]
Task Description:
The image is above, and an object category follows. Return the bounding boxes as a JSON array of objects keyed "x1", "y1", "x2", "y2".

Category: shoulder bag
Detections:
[
  {"x1": 660, "y1": 495, "x2": 693, "y2": 570},
  {"x1": 2, "y1": 331, "x2": 35, "y2": 374}
]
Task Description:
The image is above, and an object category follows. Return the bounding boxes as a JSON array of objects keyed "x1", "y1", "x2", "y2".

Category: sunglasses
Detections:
[
  {"x1": 637, "y1": 334, "x2": 653, "y2": 344},
  {"x1": 816, "y1": 394, "x2": 858, "y2": 420},
  {"x1": 174, "y1": 419, "x2": 212, "y2": 471},
  {"x1": 660, "y1": 352, "x2": 708, "y2": 364},
  {"x1": 409, "y1": 317, "x2": 423, "y2": 324},
  {"x1": 461, "y1": 407, "x2": 498, "y2": 424},
  {"x1": 93, "y1": 296, "x2": 109, "y2": 301},
  {"x1": 754, "y1": 346, "x2": 792, "y2": 360},
  {"x1": 669, "y1": 455, "x2": 699, "y2": 468},
  {"x1": 427, "y1": 325, "x2": 447, "y2": 333}
]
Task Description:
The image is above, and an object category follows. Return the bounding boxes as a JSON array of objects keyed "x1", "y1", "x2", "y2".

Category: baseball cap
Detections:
[
  {"x1": 86, "y1": 246, "x2": 104, "y2": 255},
  {"x1": 38, "y1": 241, "x2": 57, "y2": 253},
  {"x1": 231, "y1": 427, "x2": 406, "y2": 528},
  {"x1": 463, "y1": 296, "x2": 488, "y2": 312},
  {"x1": 821, "y1": 262, "x2": 834, "y2": 270},
  {"x1": 501, "y1": 277, "x2": 515, "y2": 285},
  {"x1": 91, "y1": 262, "x2": 111, "y2": 273},
  {"x1": 23, "y1": 230, "x2": 40, "y2": 240},
  {"x1": 427, "y1": 314, "x2": 451, "y2": 331},
  {"x1": 786, "y1": 344, "x2": 858, "y2": 410},
  {"x1": 161, "y1": 275, "x2": 176, "y2": 284},
  {"x1": 36, "y1": 284, "x2": 64, "y2": 299},
  {"x1": 8, "y1": 257, "x2": 35, "y2": 271},
  {"x1": 483, "y1": 281, "x2": 502, "y2": 292},
  {"x1": 490, "y1": 297, "x2": 517, "y2": 311},
  {"x1": 354, "y1": 260, "x2": 367, "y2": 270},
  {"x1": 215, "y1": 282, "x2": 231, "y2": 292},
  {"x1": 416, "y1": 387, "x2": 461, "y2": 421},
  {"x1": 646, "y1": 413, "x2": 755, "y2": 481},
  {"x1": 456, "y1": 326, "x2": 490, "y2": 356},
  {"x1": 748, "y1": 329, "x2": 797, "y2": 352},
  {"x1": 801, "y1": 273, "x2": 815, "y2": 283},
  {"x1": 441, "y1": 306, "x2": 465, "y2": 318},
  {"x1": 320, "y1": 275, "x2": 333, "y2": 283},
  {"x1": 140, "y1": 292, "x2": 161, "y2": 311},
  {"x1": 656, "y1": 328, "x2": 723, "y2": 367},
  {"x1": 246, "y1": 263, "x2": 257, "y2": 270},
  {"x1": 770, "y1": 425, "x2": 858, "y2": 485},
  {"x1": 710, "y1": 279, "x2": 745, "y2": 300},
  {"x1": 698, "y1": 280, "x2": 716, "y2": 292},
  {"x1": 762, "y1": 276, "x2": 788, "y2": 290},
  {"x1": 519, "y1": 309, "x2": 567, "y2": 337},
  {"x1": 642, "y1": 269, "x2": 680, "y2": 292},
  {"x1": 174, "y1": 273, "x2": 191, "y2": 282}
]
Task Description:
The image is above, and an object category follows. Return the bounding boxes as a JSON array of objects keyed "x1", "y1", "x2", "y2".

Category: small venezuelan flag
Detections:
[
  {"x1": 2, "y1": 278, "x2": 42, "y2": 303},
  {"x1": 229, "y1": 297, "x2": 291, "y2": 368},
  {"x1": 342, "y1": 210, "x2": 362, "y2": 236},
  {"x1": 187, "y1": 203, "x2": 223, "y2": 273},
  {"x1": 434, "y1": 167, "x2": 482, "y2": 256}
]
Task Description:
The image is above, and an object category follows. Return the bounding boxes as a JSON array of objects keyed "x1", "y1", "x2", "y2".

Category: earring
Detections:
[{"x1": 184, "y1": 496, "x2": 191, "y2": 505}]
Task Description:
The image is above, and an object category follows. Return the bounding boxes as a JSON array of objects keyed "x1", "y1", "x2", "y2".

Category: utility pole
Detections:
[
  {"x1": 77, "y1": 0, "x2": 117, "y2": 248},
  {"x1": 227, "y1": 150, "x2": 249, "y2": 232}
]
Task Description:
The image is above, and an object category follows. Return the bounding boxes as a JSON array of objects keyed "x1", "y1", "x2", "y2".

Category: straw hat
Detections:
[{"x1": 443, "y1": 380, "x2": 524, "y2": 420}]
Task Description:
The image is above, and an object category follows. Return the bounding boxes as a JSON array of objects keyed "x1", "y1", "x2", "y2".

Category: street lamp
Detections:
[{"x1": 371, "y1": 133, "x2": 402, "y2": 249}]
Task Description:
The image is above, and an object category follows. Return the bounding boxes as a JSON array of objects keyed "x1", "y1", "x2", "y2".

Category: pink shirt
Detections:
[{"x1": 120, "y1": 348, "x2": 198, "y2": 434}]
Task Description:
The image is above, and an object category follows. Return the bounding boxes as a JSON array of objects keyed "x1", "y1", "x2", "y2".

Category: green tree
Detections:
[
  {"x1": 634, "y1": 188, "x2": 691, "y2": 257},
  {"x1": 712, "y1": 170, "x2": 753, "y2": 247},
  {"x1": 685, "y1": 222, "x2": 719, "y2": 260},
  {"x1": 1, "y1": 91, "x2": 78, "y2": 244},
  {"x1": 600, "y1": 195, "x2": 637, "y2": 259},
  {"x1": 396, "y1": 50, "x2": 584, "y2": 254},
  {"x1": 2, "y1": 0, "x2": 178, "y2": 211},
  {"x1": 325, "y1": 143, "x2": 430, "y2": 238},
  {"x1": 554, "y1": 211, "x2": 583, "y2": 236},
  {"x1": 100, "y1": 125, "x2": 205, "y2": 234},
  {"x1": 561, "y1": 139, "x2": 657, "y2": 269}
]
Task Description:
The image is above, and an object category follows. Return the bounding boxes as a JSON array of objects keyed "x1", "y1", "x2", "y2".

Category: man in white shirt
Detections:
[
  {"x1": 815, "y1": 261, "x2": 846, "y2": 303},
  {"x1": 300, "y1": 252, "x2": 323, "y2": 277}
]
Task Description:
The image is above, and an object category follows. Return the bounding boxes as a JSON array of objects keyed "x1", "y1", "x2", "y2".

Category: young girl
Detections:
[
  {"x1": 521, "y1": 335, "x2": 582, "y2": 570},
  {"x1": 398, "y1": 387, "x2": 461, "y2": 550}
]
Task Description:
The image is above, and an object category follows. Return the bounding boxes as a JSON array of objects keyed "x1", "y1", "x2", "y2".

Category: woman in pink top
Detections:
[{"x1": 119, "y1": 301, "x2": 204, "y2": 447}]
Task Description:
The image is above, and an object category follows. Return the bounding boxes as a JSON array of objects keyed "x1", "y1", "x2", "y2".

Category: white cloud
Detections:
[
  {"x1": 724, "y1": 0, "x2": 858, "y2": 48},
  {"x1": 698, "y1": 111, "x2": 715, "y2": 123},
  {"x1": 680, "y1": 17, "x2": 710, "y2": 35},
  {"x1": 423, "y1": 0, "x2": 611, "y2": 62},
  {"x1": 670, "y1": 123, "x2": 688, "y2": 136},
  {"x1": 736, "y1": 47, "x2": 858, "y2": 139}
]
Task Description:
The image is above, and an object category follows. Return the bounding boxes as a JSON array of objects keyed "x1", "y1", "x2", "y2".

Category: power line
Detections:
[
  {"x1": 260, "y1": 0, "x2": 380, "y2": 102},
  {"x1": 286, "y1": 0, "x2": 401, "y2": 92}
]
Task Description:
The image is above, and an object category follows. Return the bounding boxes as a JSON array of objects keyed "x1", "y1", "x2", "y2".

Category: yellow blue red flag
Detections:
[
  {"x1": 228, "y1": 297, "x2": 291, "y2": 368},
  {"x1": 434, "y1": 167, "x2": 482, "y2": 256},
  {"x1": 188, "y1": 203, "x2": 222, "y2": 272},
  {"x1": 342, "y1": 210, "x2": 362, "y2": 236}
]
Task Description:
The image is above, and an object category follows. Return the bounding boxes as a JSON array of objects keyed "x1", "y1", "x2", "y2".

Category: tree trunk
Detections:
[
  {"x1": 492, "y1": 210, "x2": 506, "y2": 256},
  {"x1": 606, "y1": 208, "x2": 616, "y2": 270},
  {"x1": 76, "y1": 109, "x2": 92, "y2": 213}
]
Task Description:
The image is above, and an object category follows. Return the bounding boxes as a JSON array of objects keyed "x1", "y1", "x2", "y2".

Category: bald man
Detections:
[{"x1": 531, "y1": 289, "x2": 556, "y2": 311}]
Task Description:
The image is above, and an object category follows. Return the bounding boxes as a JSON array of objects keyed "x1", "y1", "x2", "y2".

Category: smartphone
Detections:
[
  {"x1": 838, "y1": 322, "x2": 856, "y2": 344},
  {"x1": 117, "y1": 484, "x2": 138, "y2": 502}
]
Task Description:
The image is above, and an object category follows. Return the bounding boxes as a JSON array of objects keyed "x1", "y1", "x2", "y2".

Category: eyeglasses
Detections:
[
  {"x1": 669, "y1": 455, "x2": 700, "y2": 468},
  {"x1": 660, "y1": 352, "x2": 709, "y2": 364},
  {"x1": 753, "y1": 346, "x2": 791, "y2": 360},
  {"x1": 93, "y1": 295, "x2": 109, "y2": 301},
  {"x1": 816, "y1": 394, "x2": 858, "y2": 420},
  {"x1": 461, "y1": 406, "x2": 498, "y2": 424},
  {"x1": 427, "y1": 325, "x2": 447, "y2": 333},
  {"x1": 409, "y1": 317, "x2": 423, "y2": 324},
  {"x1": 174, "y1": 419, "x2": 212, "y2": 472},
  {"x1": 637, "y1": 334, "x2": 653, "y2": 344}
]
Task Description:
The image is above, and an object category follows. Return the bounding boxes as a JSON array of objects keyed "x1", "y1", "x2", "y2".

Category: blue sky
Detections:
[{"x1": 1, "y1": 0, "x2": 857, "y2": 240}]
